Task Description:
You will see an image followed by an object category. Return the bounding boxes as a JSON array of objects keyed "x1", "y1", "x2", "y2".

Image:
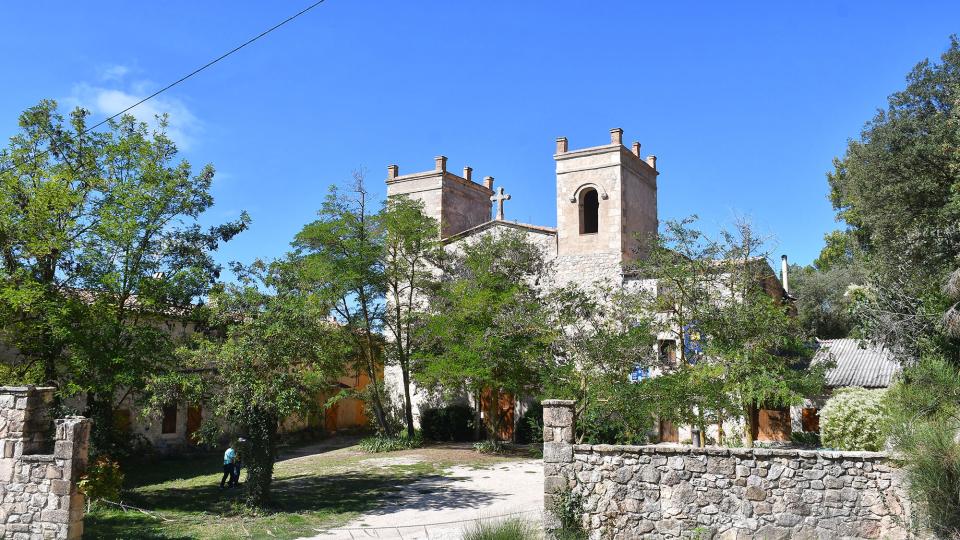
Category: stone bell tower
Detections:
[
  {"x1": 386, "y1": 156, "x2": 494, "y2": 238},
  {"x1": 554, "y1": 128, "x2": 658, "y2": 267}
]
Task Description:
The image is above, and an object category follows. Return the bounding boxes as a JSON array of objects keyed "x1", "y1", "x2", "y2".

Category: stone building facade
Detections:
[
  {"x1": 542, "y1": 400, "x2": 910, "y2": 540},
  {"x1": 0, "y1": 386, "x2": 90, "y2": 540},
  {"x1": 384, "y1": 129, "x2": 671, "y2": 435}
]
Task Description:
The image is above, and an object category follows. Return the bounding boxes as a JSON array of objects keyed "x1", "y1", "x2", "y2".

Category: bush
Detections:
[
  {"x1": 819, "y1": 387, "x2": 888, "y2": 451},
  {"x1": 473, "y1": 440, "x2": 504, "y2": 454},
  {"x1": 420, "y1": 404, "x2": 475, "y2": 442},
  {"x1": 357, "y1": 432, "x2": 423, "y2": 453},
  {"x1": 790, "y1": 431, "x2": 821, "y2": 448},
  {"x1": 514, "y1": 402, "x2": 543, "y2": 444},
  {"x1": 551, "y1": 487, "x2": 587, "y2": 540},
  {"x1": 77, "y1": 456, "x2": 124, "y2": 510},
  {"x1": 462, "y1": 517, "x2": 537, "y2": 540}
]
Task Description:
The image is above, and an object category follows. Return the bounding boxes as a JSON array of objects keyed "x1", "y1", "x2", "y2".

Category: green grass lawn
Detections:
[{"x1": 83, "y1": 441, "x2": 524, "y2": 540}]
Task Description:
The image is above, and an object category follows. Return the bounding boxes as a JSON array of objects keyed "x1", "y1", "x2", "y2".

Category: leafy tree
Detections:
[
  {"x1": 380, "y1": 196, "x2": 442, "y2": 439},
  {"x1": 541, "y1": 283, "x2": 655, "y2": 443},
  {"x1": 293, "y1": 175, "x2": 393, "y2": 434},
  {"x1": 633, "y1": 218, "x2": 826, "y2": 447},
  {"x1": 417, "y1": 228, "x2": 551, "y2": 441},
  {"x1": 788, "y1": 262, "x2": 862, "y2": 339},
  {"x1": 0, "y1": 101, "x2": 107, "y2": 386},
  {"x1": 701, "y1": 220, "x2": 827, "y2": 447},
  {"x1": 151, "y1": 259, "x2": 343, "y2": 507},
  {"x1": 0, "y1": 101, "x2": 246, "y2": 455},
  {"x1": 828, "y1": 37, "x2": 960, "y2": 277}
]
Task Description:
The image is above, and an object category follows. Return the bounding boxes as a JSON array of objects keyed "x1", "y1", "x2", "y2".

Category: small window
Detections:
[
  {"x1": 658, "y1": 340, "x2": 677, "y2": 366},
  {"x1": 801, "y1": 407, "x2": 820, "y2": 433},
  {"x1": 579, "y1": 189, "x2": 599, "y2": 234},
  {"x1": 161, "y1": 405, "x2": 178, "y2": 434}
]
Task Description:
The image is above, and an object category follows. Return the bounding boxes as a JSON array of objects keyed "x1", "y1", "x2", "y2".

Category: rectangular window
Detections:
[
  {"x1": 801, "y1": 407, "x2": 820, "y2": 433},
  {"x1": 658, "y1": 340, "x2": 677, "y2": 366},
  {"x1": 161, "y1": 404, "x2": 178, "y2": 434}
]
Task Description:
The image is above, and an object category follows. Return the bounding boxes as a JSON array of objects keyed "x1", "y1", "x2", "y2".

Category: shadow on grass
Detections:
[
  {"x1": 124, "y1": 470, "x2": 496, "y2": 517},
  {"x1": 83, "y1": 509, "x2": 193, "y2": 540}
]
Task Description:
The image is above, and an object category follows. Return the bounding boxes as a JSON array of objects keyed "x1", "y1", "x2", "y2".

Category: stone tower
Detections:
[
  {"x1": 554, "y1": 128, "x2": 658, "y2": 269},
  {"x1": 385, "y1": 156, "x2": 494, "y2": 238}
]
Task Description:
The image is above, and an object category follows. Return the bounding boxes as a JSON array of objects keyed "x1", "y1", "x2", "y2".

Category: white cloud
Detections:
[
  {"x1": 99, "y1": 64, "x2": 130, "y2": 82},
  {"x1": 64, "y1": 70, "x2": 201, "y2": 151}
]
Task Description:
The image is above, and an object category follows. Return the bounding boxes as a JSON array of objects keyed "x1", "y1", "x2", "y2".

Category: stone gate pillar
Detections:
[{"x1": 542, "y1": 399, "x2": 575, "y2": 535}]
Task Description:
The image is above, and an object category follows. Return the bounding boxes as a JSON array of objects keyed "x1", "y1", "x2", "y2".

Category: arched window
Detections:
[{"x1": 580, "y1": 188, "x2": 599, "y2": 234}]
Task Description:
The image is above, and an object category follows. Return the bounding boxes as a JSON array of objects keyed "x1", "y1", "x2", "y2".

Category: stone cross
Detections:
[{"x1": 491, "y1": 186, "x2": 511, "y2": 220}]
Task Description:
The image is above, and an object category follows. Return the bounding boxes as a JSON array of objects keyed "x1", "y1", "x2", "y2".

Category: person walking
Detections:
[{"x1": 220, "y1": 442, "x2": 237, "y2": 489}]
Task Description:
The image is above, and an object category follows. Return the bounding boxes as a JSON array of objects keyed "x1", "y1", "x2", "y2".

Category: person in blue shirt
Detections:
[{"x1": 220, "y1": 443, "x2": 237, "y2": 489}]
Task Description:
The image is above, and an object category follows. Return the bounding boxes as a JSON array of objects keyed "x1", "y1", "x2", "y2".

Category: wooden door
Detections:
[
  {"x1": 757, "y1": 407, "x2": 792, "y2": 442},
  {"x1": 325, "y1": 402, "x2": 340, "y2": 432},
  {"x1": 659, "y1": 419, "x2": 679, "y2": 443},
  {"x1": 185, "y1": 405, "x2": 202, "y2": 445}
]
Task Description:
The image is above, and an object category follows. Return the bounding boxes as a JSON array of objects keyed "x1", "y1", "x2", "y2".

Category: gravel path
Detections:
[{"x1": 302, "y1": 459, "x2": 543, "y2": 540}]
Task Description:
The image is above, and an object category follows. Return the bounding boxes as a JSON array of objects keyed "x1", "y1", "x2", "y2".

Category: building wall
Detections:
[{"x1": 542, "y1": 400, "x2": 910, "y2": 540}]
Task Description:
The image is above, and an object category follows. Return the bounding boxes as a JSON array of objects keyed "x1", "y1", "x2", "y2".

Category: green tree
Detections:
[
  {"x1": 381, "y1": 196, "x2": 441, "y2": 439},
  {"x1": 788, "y1": 262, "x2": 862, "y2": 339},
  {"x1": 154, "y1": 259, "x2": 343, "y2": 507},
  {"x1": 0, "y1": 102, "x2": 246, "y2": 455},
  {"x1": 542, "y1": 283, "x2": 655, "y2": 443},
  {"x1": 0, "y1": 101, "x2": 106, "y2": 386},
  {"x1": 417, "y1": 229, "x2": 551, "y2": 441},
  {"x1": 293, "y1": 175, "x2": 392, "y2": 434}
]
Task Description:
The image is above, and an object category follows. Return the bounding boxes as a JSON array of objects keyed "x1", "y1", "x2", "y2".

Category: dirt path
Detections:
[{"x1": 302, "y1": 458, "x2": 544, "y2": 540}]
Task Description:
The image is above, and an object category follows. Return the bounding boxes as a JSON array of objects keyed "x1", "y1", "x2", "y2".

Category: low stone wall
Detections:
[
  {"x1": 0, "y1": 387, "x2": 91, "y2": 540},
  {"x1": 542, "y1": 400, "x2": 911, "y2": 540}
]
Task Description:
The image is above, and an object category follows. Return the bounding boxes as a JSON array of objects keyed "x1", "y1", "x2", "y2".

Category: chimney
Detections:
[
  {"x1": 632, "y1": 142, "x2": 641, "y2": 157},
  {"x1": 556, "y1": 137, "x2": 568, "y2": 154},
  {"x1": 483, "y1": 176, "x2": 495, "y2": 190},
  {"x1": 610, "y1": 128, "x2": 623, "y2": 145},
  {"x1": 387, "y1": 164, "x2": 399, "y2": 179},
  {"x1": 435, "y1": 155, "x2": 447, "y2": 172},
  {"x1": 463, "y1": 166, "x2": 472, "y2": 182},
  {"x1": 781, "y1": 254, "x2": 789, "y2": 294},
  {"x1": 646, "y1": 155, "x2": 657, "y2": 170}
]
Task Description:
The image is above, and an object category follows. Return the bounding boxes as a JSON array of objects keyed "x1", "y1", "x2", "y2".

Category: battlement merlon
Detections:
[{"x1": 385, "y1": 156, "x2": 495, "y2": 197}]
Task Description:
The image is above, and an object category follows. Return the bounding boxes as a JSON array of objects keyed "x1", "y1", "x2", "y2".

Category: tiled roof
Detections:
[{"x1": 812, "y1": 338, "x2": 900, "y2": 388}]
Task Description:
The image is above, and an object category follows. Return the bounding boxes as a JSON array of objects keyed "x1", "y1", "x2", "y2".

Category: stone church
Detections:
[
  {"x1": 383, "y1": 128, "x2": 792, "y2": 443},
  {"x1": 385, "y1": 128, "x2": 658, "y2": 288}
]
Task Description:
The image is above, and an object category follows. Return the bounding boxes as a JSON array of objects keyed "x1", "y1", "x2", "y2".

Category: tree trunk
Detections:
[
  {"x1": 400, "y1": 358, "x2": 415, "y2": 439},
  {"x1": 744, "y1": 402, "x2": 756, "y2": 448},
  {"x1": 473, "y1": 389, "x2": 483, "y2": 441},
  {"x1": 243, "y1": 412, "x2": 278, "y2": 508}
]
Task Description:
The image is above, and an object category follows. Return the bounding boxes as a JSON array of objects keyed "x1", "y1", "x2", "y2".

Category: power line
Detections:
[{"x1": 0, "y1": 0, "x2": 328, "y2": 174}]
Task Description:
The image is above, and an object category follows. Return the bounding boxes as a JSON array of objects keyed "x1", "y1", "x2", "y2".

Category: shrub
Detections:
[
  {"x1": 462, "y1": 517, "x2": 537, "y2": 540},
  {"x1": 790, "y1": 431, "x2": 821, "y2": 448},
  {"x1": 514, "y1": 402, "x2": 543, "y2": 444},
  {"x1": 551, "y1": 487, "x2": 587, "y2": 540},
  {"x1": 473, "y1": 440, "x2": 504, "y2": 454},
  {"x1": 420, "y1": 404, "x2": 475, "y2": 441},
  {"x1": 819, "y1": 387, "x2": 888, "y2": 451},
  {"x1": 358, "y1": 432, "x2": 423, "y2": 453},
  {"x1": 77, "y1": 456, "x2": 124, "y2": 511}
]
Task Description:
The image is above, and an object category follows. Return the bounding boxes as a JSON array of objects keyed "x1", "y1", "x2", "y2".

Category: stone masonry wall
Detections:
[
  {"x1": 0, "y1": 387, "x2": 91, "y2": 540},
  {"x1": 542, "y1": 400, "x2": 911, "y2": 540}
]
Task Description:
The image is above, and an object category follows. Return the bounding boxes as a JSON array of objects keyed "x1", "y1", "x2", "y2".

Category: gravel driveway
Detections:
[{"x1": 303, "y1": 458, "x2": 543, "y2": 540}]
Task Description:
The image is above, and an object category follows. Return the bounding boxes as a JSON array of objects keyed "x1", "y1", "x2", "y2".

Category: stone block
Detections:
[{"x1": 543, "y1": 443, "x2": 573, "y2": 464}]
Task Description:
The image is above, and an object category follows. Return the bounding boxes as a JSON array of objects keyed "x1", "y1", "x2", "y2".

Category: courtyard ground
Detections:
[{"x1": 83, "y1": 439, "x2": 542, "y2": 540}]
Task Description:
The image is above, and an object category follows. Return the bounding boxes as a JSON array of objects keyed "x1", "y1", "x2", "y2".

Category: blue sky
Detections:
[{"x1": 2, "y1": 1, "x2": 958, "y2": 270}]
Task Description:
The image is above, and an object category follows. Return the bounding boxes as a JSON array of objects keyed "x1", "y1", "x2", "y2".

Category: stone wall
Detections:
[
  {"x1": 542, "y1": 400, "x2": 911, "y2": 540},
  {"x1": 0, "y1": 387, "x2": 91, "y2": 540}
]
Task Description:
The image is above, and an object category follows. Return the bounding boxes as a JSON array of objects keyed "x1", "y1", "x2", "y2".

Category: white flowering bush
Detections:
[{"x1": 819, "y1": 387, "x2": 888, "y2": 451}]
